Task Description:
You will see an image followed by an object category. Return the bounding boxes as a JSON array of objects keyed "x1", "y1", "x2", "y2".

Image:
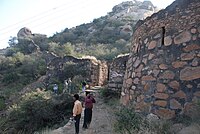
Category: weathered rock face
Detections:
[
  {"x1": 110, "y1": 0, "x2": 159, "y2": 21},
  {"x1": 17, "y1": 27, "x2": 32, "y2": 38},
  {"x1": 108, "y1": 0, "x2": 159, "y2": 37},
  {"x1": 121, "y1": 0, "x2": 200, "y2": 119},
  {"x1": 108, "y1": 55, "x2": 129, "y2": 92}
]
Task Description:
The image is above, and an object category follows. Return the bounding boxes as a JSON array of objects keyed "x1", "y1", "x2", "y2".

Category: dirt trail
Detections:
[{"x1": 51, "y1": 91, "x2": 116, "y2": 134}]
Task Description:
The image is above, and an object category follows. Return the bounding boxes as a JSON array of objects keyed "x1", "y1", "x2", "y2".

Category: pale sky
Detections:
[{"x1": 0, "y1": 0, "x2": 175, "y2": 49}]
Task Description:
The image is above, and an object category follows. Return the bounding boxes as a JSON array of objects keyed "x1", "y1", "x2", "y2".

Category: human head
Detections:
[
  {"x1": 73, "y1": 94, "x2": 79, "y2": 100},
  {"x1": 86, "y1": 91, "x2": 90, "y2": 96},
  {"x1": 89, "y1": 93, "x2": 93, "y2": 97}
]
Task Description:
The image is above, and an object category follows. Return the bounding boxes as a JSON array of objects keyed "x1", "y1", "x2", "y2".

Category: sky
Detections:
[{"x1": 0, "y1": 0, "x2": 175, "y2": 49}]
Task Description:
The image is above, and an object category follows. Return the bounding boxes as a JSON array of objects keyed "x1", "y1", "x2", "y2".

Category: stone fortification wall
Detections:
[
  {"x1": 98, "y1": 61, "x2": 108, "y2": 86},
  {"x1": 108, "y1": 55, "x2": 129, "y2": 92},
  {"x1": 121, "y1": 0, "x2": 200, "y2": 119},
  {"x1": 46, "y1": 55, "x2": 107, "y2": 87}
]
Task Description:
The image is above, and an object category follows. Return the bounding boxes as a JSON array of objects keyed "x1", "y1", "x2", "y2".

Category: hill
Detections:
[
  {"x1": 0, "y1": 0, "x2": 158, "y2": 105},
  {"x1": 3, "y1": 1, "x2": 158, "y2": 60},
  {"x1": 49, "y1": 0, "x2": 158, "y2": 59}
]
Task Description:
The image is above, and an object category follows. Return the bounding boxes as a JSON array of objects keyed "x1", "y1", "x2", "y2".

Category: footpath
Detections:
[{"x1": 51, "y1": 91, "x2": 116, "y2": 134}]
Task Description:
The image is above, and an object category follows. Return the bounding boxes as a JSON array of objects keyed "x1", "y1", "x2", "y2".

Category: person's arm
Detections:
[
  {"x1": 82, "y1": 98, "x2": 86, "y2": 108},
  {"x1": 73, "y1": 103, "x2": 78, "y2": 117},
  {"x1": 92, "y1": 97, "x2": 96, "y2": 103}
]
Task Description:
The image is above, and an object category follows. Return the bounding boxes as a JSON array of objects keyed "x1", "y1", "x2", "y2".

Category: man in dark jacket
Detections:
[{"x1": 82, "y1": 92, "x2": 96, "y2": 129}]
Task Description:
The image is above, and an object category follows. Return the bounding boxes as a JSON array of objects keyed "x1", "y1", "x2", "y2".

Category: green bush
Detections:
[
  {"x1": 63, "y1": 62, "x2": 87, "y2": 79},
  {"x1": 0, "y1": 97, "x2": 6, "y2": 110},
  {"x1": 17, "y1": 38, "x2": 37, "y2": 54},
  {"x1": 114, "y1": 106, "x2": 142, "y2": 134},
  {"x1": 113, "y1": 106, "x2": 171, "y2": 134},
  {"x1": 2, "y1": 72, "x2": 19, "y2": 84},
  {"x1": 100, "y1": 88, "x2": 120, "y2": 101},
  {"x1": 1, "y1": 90, "x2": 73, "y2": 133},
  {"x1": 1, "y1": 83, "x2": 24, "y2": 97},
  {"x1": 5, "y1": 47, "x2": 20, "y2": 56}
]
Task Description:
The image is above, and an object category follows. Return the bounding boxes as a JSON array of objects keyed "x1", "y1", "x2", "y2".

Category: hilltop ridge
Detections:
[{"x1": 50, "y1": 0, "x2": 158, "y2": 55}]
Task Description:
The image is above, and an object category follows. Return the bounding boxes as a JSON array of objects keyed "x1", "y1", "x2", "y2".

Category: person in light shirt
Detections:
[{"x1": 72, "y1": 94, "x2": 82, "y2": 134}]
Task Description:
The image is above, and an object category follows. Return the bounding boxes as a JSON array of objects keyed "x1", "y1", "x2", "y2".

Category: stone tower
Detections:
[{"x1": 121, "y1": 0, "x2": 200, "y2": 119}]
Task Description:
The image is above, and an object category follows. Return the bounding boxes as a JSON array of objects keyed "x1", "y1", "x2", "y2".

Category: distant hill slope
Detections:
[
  {"x1": 49, "y1": 0, "x2": 158, "y2": 58},
  {"x1": 0, "y1": 1, "x2": 158, "y2": 60},
  {"x1": 0, "y1": 49, "x2": 6, "y2": 55}
]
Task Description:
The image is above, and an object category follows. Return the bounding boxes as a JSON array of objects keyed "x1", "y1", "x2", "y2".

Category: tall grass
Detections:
[{"x1": 114, "y1": 106, "x2": 142, "y2": 134}]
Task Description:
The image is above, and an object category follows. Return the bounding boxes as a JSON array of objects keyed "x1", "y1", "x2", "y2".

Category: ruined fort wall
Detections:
[
  {"x1": 89, "y1": 60, "x2": 108, "y2": 86},
  {"x1": 108, "y1": 55, "x2": 129, "y2": 92},
  {"x1": 121, "y1": 0, "x2": 200, "y2": 119},
  {"x1": 98, "y1": 61, "x2": 108, "y2": 86},
  {"x1": 46, "y1": 56, "x2": 104, "y2": 87}
]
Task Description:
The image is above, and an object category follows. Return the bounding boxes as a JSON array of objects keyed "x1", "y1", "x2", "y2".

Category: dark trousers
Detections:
[
  {"x1": 74, "y1": 114, "x2": 81, "y2": 134},
  {"x1": 82, "y1": 108, "x2": 92, "y2": 129}
]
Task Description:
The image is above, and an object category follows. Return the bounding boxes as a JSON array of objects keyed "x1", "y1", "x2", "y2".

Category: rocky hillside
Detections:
[
  {"x1": 109, "y1": 0, "x2": 158, "y2": 21},
  {"x1": 49, "y1": 0, "x2": 158, "y2": 58},
  {"x1": 1, "y1": 1, "x2": 158, "y2": 60},
  {"x1": 0, "y1": 49, "x2": 6, "y2": 55}
]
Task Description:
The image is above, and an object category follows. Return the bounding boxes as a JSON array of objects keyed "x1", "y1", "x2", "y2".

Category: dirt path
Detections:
[{"x1": 51, "y1": 91, "x2": 116, "y2": 134}]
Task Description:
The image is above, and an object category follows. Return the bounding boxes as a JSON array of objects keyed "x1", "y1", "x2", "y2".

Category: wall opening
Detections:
[
  {"x1": 137, "y1": 37, "x2": 141, "y2": 54},
  {"x1": 161, "y1": 27, "x2": 165, "y2": 45},
  {"x1": 124, "y1": 61, "x2": 126, "y2": 68},
  {"x1": 107, "y1": 67, "x2": 110, "y2": 81}
]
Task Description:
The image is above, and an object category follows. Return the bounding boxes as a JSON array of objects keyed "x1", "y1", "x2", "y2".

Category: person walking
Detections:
[
  {"x1": 72, "y1": 94, "x2": 82, "y2": 134},
  {"x1": 81, "y1": 81, "x2": 87, "y2": 92},
  {"x1": 53, "y1": 84, "x2": 58, "y2": 94},
  {"x1": 63, "y1": 80, "x2": 68, "y2": 93},
  {"x1": 82, "y1": 92, "x2": 96, "y2": 129},
  {"x1": 68, "y1": 78, "x2": 72, "y2": 93}
]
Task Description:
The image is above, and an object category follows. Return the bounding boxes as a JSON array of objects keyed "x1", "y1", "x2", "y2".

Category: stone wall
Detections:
[
  {"x1": 46, "y1": 54, "x2": 108, "y2": 87},
  {"x1": 88, "y1": 59, "x2": 108, "y2": 86},
  {"x1": 121, "y1": 0, "x2": 200, "y2": 119},
  {"x1": 108, "y1": 55, "x2": 129, "y2": 92},
  {"x1": 98, "y1": 61, "x2": 108, "y2": 86}
]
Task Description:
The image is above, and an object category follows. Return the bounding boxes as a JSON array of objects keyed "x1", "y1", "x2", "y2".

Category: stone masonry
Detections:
[
  {"x1": 108, "y1": 54, "x2": 129, "y2": 92},
  {"x1": 121, "y1": 0, "x2": 200, "y2": 119},
  {"x1": 46, "y1": 54, "x2": 108, "y2": 87},
  {"x1": 98, "y1": 60, "x2": 109, "y2": 86}
]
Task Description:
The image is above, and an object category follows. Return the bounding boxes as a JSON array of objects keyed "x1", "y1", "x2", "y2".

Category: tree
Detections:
[
  {"x1": 16, "y1": 38, "x2": 37, "y2": 54},
  {"x1": 5, "y1": 47, "x2": 20, "y2": 57},
  {"x1": 8, "y1": 36, "x2": 18, "y2": 47},
  {"x1": 48, "y1": 42, "x2": 75, "y2": 57}
]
